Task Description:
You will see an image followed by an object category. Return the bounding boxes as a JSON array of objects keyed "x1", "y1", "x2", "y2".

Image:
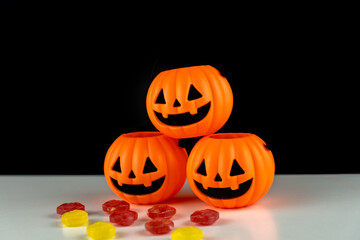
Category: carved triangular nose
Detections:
[
  {"x1": 173, "y1": 99, "x2": 181, "y2": 107},
  {"x1": 214, "y1": 173, "x2": 222, "y2": 182},
  {"x1": 128, "y1": 170, "x2": 136, "y2": 179}
]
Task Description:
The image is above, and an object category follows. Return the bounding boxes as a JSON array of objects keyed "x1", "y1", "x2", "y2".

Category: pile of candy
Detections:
[{"x1": 56, "y1": 200, "x2": 219, "y2": 239}]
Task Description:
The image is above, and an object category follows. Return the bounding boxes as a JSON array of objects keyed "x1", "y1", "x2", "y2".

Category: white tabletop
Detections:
[{"x1": 0, "y1": 174, "x2": 359, "y2": 240}]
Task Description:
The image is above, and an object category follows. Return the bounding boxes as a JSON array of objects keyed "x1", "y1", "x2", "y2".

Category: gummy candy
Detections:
[
  {"x1": 109, "y1": 210, "x2": 138, "y2": 226},
  {"x1": 190, "y1": 209, "x2": 219, "y2": 225},
  {"x1": 145, "y1": 218, "x2": 174, "y2": 235},
  {"x1": 171, "y1": 226, "x2": 203, "y2": 240},
  {"x1": 57, "y1": 202, "x2": 85, "y2": 215},
  {"x1": 87, "y1": 222, "x2": 116, "y2": 240},
  {"x1": 147, "y1": 204, "x2": 176, "y2": 219},
  {"x1": 102, "y1": 200, "x2": 130, "y2": 214},
  {"x1": 61, "y1": 210, "x2": 88, "y2": 227}
]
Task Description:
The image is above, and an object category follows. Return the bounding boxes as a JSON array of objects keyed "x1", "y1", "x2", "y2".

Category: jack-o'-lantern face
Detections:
[
  {"x1": 187, "y1": 133, "x2": 275, "y2": 208},
  {"x1": 193, "y1": 158, "x2": 253, "y2": 200},
  {"x1": 110, "y1": 156, "x2": 165, "y2": 196},
  {"x1": 146, "y1": 65, "x2": 233, "y2": 139},
  {"x1": 104, "y1": 132, "x2": 188, "y2": 204}
]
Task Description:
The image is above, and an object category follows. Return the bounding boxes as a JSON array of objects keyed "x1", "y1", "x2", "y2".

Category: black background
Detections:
[{"x1": 2, "y1": 11, "x2": 357, "y2": 175}]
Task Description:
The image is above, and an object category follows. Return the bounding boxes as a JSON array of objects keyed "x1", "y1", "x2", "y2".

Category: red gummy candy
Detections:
[
  {"x1": 56, "y1": 202, "x2": 85, "y2": 215},
  {"x1": 145, "y1": 218, "x2": 174, "y2": 235},
  {"x1": 102, "y1": 200, "x2": 130, "y2": 214},
  {"x1": 147, "y1": 204, "x2": 176, "y2": 219},
  {"x1": 109, "y1": 210, "x2": 138, "y2": 226},
  {"x1": 190, "y1": 209, "x2": 219, "y2": 225}
]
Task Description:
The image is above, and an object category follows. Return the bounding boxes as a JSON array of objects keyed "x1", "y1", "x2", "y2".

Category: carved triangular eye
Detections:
[
  {"x1": 230, "y1": 159, "x2": 245, "y2": 176},
  {"x1": 155, "y1": 89, "x2": 166, "y2": 104},
  {"x1": 188, "y1": 84, "x2": 202, "y2": 101},
  {"x1": 143, "y1": 157, "x2": 158, "y2": 173},
  {"x1": 196, "y1": 159, "x2": 207, "y2": 176},
  {"x1": 112, "y1": 157, "x2": 121, "y2": 173}
]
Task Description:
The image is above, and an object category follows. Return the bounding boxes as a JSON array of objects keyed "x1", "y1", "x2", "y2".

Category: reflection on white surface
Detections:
[
  {"x1": 163, "y1": 181, "x2": 278, "y2": 240},
  {"x1": 59, "y1": 183, "x2": 278, "y2": 240},
  {"x1": 61, "y1": 225, "x2": 87, "y2": 239},
  {"x1": 227, "y1": 205, "x2": 277, "y2": 240},
  {"x1": 1, "y1": 175, "x2": 359, "y2": 240},
  {"x1": 185, "y1": 204, "x2": 278, "y2": 240}
]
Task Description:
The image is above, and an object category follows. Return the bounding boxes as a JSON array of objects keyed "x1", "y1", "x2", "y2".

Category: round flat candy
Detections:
[
  {"x1": 171, "y1": 226, "x2": 203, "y2": 240},
  {"x1": 57, "y1": 202, "x2": 85, "y2": 215},
  {"x1": 61, "y1": 210, "x2": 88, "y2": 227},
  {"x1": 87, "y1": 222, "x2": 116, "y2": 240},
  {"x1": 102, "y1": 200, "x2": 130, "y2": 214},
  {"x1": 109, "y1": 210, "x2": 138, "y2": 226},
  {"x1": 145, "y1": 218, "x2": 174, "y2": 235},
  {"x1": 190, "y1": 209, "x2": 219, "y2": 225},
  {"x1": 147, "y1": 204, "x2": 176, "y2": 219}
]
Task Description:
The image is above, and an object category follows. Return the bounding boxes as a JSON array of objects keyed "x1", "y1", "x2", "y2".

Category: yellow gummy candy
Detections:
[
  {"x1": 62, "y1": 210, "x2": 88, "y2": 227},
  {"x1": 87, "y1": 222, "x2": 116, "y2": 240},
  {"x1": 171, "y1": 226, "x2": 203, "y2": 240}
]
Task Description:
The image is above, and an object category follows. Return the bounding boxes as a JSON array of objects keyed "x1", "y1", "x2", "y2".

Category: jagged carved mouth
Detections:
[
  {"x1": 110, "y1": 176, "x2": 165, "y2": 195},
  {"x1": 194, "y1": 178, "x2": 253, "y2": 199},
  {"x1": 154, "y1": 102, "x2": 211, "y2": 126}
]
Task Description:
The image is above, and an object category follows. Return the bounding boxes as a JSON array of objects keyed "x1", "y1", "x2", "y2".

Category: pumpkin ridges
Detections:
[
  {"x1": 180, "y1": 68, "x2": 197, "y2": 137},
  {"x1": 145, "y1": 136, "x2": 161, "y2": 204},
  {"x1": 188, "y1": 137, "x2": 212, "y2": 195},
  {"x1": 187, "y1": 66, "x2": 213, "y2": 137},
  {"x1": 206, "y1": 64, "x2": 233, "y2": 128},
  {"x1": 198, "y1": 66, "x2": 222, "y2": 136},
  {"x1": 117, "y1": 136, "x2": 137, "y2": 184},
  {"x1": 189, "y1": 137, "x2": 207, "y2": 176},
  {"x1": 156, "y1": 70, "x2": 174, "y2": 136},
  {"x1": 173, "y1": 68, "x2": 190, "y2": 138},
  {"x1": 199, "y1": 66, "x2": 233, "y2": 135},
  {"x1": 131, "y1": 138, "x2": 143, "y2": 184},
  {"x1": 241, "y1": 135, "x2": 265, "y2": 206},
  {"x1": 218, "y1": 140, "x2": 234, "y2": 208},
  {"x1": 204, "y1": 139, "x2": 223, "y2": 208},
  {"x1": 142, "y1": 137, "x2": 156, "y2": 203},
  {"x1": 104, "y1": 132, "x2": 187, "y2": 205},
  {"x1": 156, "y1": 135, "x2": 175, "y2": 203},
  {"x1": 146, "y1": 65, "x2": 233, "y2": 139},
  {"x1": 263, "y1": 155, "x2": 275, "y2": 200},
  {"x1": 233, "y1": 137, "x2": 256, "y2": 207},
  {"x1": 244, "y1": 135, "x2": 273, "y2": 206},
  {"x1": 188, "y1": 66, "x2": 212, "y2": 104},
  {"x1": 151, "y1": 135, "x2": 171, "y2": 203},
  {"x1": 252, "y1": 134, "x2": 274, "y2": 201},
  {"x1": 187, "y1": 133, "x2": 274, "y2": 208},
  {"x1": 207, "y1": 66, "x2": 233, "y2": 111},
  {"x1": 200, "y1": 68, "x2": 218, "y2": 138},
  {"x1": 174, "y1": 67, "x2": 189, "y2": 108},
  {"x1": 158, "y1": 135, "x2": 187, "y2": 201},
  {"x1": 128, "y1": 137, "x2": 143, "y2": 204},
  {"x1": 248, "y1": 135, "x2": 269, "y2": 204},
  {"x1": 247, "y1": 136, "x2": 275, "y2": 205},
  {"x1": 105, "y1": 135, "x2": 137, "y2": 202}
]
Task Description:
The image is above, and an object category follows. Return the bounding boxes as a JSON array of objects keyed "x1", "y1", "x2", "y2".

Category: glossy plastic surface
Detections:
[
  {"x1": 187, "y1": 133, "x2": 275, "y2": 208},
  {"x1": 104, "y1": 132, "x2": 188, "y2": 204},
  {"x1": 146, "y1": 65, "x2": 233, "y2": 139}
]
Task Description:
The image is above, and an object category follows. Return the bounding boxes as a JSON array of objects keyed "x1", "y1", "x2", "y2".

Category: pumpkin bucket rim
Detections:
[
  {"x1": 208, "y1": 133, "x2": 253, "y2": 139},
  {"x1": 122, "y1": 132, "x2": 163, "y2": 138}
]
